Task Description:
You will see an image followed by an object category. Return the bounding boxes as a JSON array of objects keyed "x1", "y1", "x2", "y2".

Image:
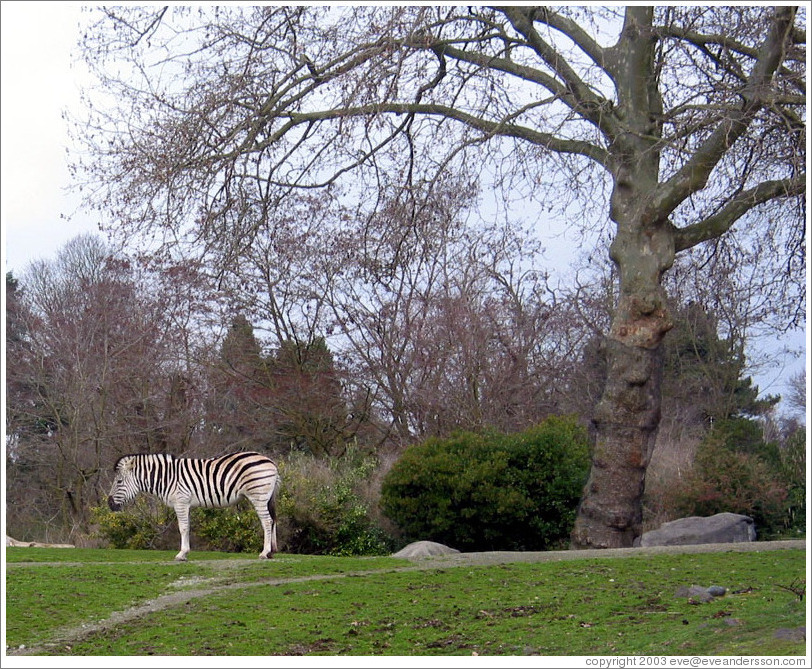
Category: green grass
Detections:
[
  {"x1": 6, "y1": 546, "x2": 406, "y2": 577},
  {"x1": 5, "y1": 548, "x2": 407, "y2": 648},
  {"x1": 5, "y1": 548, "x2": 806, "y2": 656},
  {"x1": 6, "y1": 562, "x2": 201, "y2": 646},
  {"x1": 6, "y1": 547, "x2": 272, "y2": 563}
]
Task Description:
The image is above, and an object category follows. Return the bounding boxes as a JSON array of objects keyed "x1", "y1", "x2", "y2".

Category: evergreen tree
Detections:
[
  {"x1": 208, "y1": 319, "x2": 359, "y2": 456},
  {"x1": 207, "y1": 315, "x2": 273, "y2": 451},
  {"x1": 220, "y1": 314, "x2": 264, "y2": 375},
  {"x1": 662, "y1": 301, "x2": 779, "y2": 423},
  {"x1": 267, "y1": 337, "x2": 351, "y2": 457}
]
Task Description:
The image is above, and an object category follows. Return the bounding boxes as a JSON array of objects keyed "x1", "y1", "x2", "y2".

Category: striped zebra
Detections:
[{"x1": 108, "y1": 451, "x2": 280, "y2": 561}]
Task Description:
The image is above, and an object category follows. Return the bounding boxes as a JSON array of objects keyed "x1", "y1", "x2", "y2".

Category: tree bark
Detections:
[
  {"x1": 570, "y1": 222, "x2": 676, "y2": 548},
  {"x1": 571, "y1": 332, "x2": 668, "y2": 548},
  {"x1": 571, "y1": 6, "x2": 675, "y2": 549}
]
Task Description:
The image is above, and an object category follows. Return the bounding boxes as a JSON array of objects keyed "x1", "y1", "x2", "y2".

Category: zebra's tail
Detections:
[
  {"x1": 268, "y1": 473, "x2": 281, "y2": 524},
  {"x1": 268, "y1": 473, "x2": 281, "y2": 555}
]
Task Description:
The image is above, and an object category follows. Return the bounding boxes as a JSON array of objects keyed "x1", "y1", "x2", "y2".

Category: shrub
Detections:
[
  {"x1": 91, "y1": 498, "x2": 176, "y2": 550},
  {"x1": 192, "y1": 501, "x2": 264, "y2": 554},
  {"x1": 780, "y1": 427, "x2": 806, "y2": 536},
  {"x1": 706, "y1": 417, "x2": 782, "y2": 468},
  {"x1": 675, "y1": 418, "x2": 790, "y2": 537},
  {"x1": 278, "y1": 446, "x2": 396, "y2": 556},
  {"x1": 93, "y1": 497, "x2": 268, "y2": 554},
  {"x1": 380, "y1": 416, "x2": 590, "y2": 551}
]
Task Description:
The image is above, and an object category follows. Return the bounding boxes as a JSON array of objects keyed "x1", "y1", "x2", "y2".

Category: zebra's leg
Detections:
[
  {"x1": 250, "y1": 498, "x2": 274, "y2": 559},
  {"x1": 174, "y1": 503, "x2": 191, "y2": 561}
]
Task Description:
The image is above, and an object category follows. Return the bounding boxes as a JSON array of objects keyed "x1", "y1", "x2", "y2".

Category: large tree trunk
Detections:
[
  {"x1": 570, "y1": 6, "x2": 676, "y2": 549},
  {"x1": 571, "y1": 325, "x2": 668, "y2": 548},
  {"x1": 571, "y1": 203, "x2": 676, "y2": 549},
  {"x1": 571, "y1": 243, "x2": 674, "y2": 548}
]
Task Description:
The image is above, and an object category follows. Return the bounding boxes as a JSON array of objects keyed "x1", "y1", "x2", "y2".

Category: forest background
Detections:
[{"x1": 3, "y1": 4, "x2": 807, "y2": 553}]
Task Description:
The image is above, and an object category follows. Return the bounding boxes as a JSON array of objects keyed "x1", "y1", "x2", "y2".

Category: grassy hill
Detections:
[{"x1": 5, "y1": 545, "x2": 806, "y2": 656}]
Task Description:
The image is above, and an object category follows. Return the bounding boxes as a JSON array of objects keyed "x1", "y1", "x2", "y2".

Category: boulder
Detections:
[
  {"x1": 674, "y1": 585, "x2": 715, "y2": 603},
  {"x1": 638, "y1": 513, "x2": 755, "y2": 547},
  {"x1": 392, "y1": 540, "x2": 459, "y2": 558},
  {"x1": 674, "y1": 584, "x2": 727, "y2": 603}
]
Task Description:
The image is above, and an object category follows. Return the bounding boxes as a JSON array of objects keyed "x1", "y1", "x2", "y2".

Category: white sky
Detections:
[
  {"x1": 0, "y1": 2, "x2": 807, "y2": 413},
  {"x1": 1, "y1": 2, "x2": 98, "y2": 276}
]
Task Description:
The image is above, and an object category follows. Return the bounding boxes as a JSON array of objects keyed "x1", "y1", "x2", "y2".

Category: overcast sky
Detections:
[
  {"x1": 1, "y1": 2, "x2": 806, "y2": 412},
  {"x1": 1, "y1": 2, "x2": 97, "y2": 276}
]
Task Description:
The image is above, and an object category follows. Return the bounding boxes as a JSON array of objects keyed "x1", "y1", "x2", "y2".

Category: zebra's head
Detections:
[{"x1": 108, "y1": 455, "x2": 140, "y2": 511}]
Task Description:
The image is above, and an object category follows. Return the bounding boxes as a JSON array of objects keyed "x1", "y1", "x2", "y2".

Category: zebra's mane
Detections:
[
  {"x1": 113, "y1": 452, "x2": 176, "y2": 470},
  {"x1": 113, "y1": 451, "x2": 265, "y2": 471}
]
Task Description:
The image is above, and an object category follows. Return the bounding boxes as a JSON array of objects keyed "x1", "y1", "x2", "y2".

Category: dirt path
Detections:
[{"x1": 8, "y1": 540, "x2": 805, "y2": 656}]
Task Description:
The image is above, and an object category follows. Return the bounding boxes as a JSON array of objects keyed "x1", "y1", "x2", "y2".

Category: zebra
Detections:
[{"x1": 108, "y1": 451, "x2": 280, "y2": 561}]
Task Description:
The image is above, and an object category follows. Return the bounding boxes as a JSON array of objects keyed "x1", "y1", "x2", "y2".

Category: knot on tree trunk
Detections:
[{"x1": 610, "y1": 293, "x2": 673, "y2": 349}]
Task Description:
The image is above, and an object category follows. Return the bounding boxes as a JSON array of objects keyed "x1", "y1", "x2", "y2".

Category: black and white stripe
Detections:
[{"x1": 108, "y1": 451, "x2": 280, "y2": 561}]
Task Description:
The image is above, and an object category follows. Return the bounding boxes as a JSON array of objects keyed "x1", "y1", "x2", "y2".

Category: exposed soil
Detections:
[{"x1": 7, "y1": 539, "x2": 805, "y2": 656}]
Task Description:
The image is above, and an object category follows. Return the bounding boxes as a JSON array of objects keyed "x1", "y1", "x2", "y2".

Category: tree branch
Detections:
[
  {"x1": 497, "y1": 6, "x2": 618, "y2": 138},
  {"x1": 258, "y1": 103, "x2": 609, "y2": 166},
  {"x1": 530, "y1": 7, "x2": 609, "y2": 71},
  {"x1": 103, "y1": 6, "x2": 169, "y2": 48},
  {"x1": 653, "y1": 6, "x2": 798, "y2": 219},
  {"x1": 434, "y1": 42, "x2": 570, "y2": 100},
  {"x1": 657, "y1": 24, "x2": 806, "y2": 63},
  {"x1": 673, "y1": 176, "x2": 806, "y2": 252}
]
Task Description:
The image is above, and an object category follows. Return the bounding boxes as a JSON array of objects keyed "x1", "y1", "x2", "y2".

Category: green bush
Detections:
[
  {"x1": 380, "y1": 416, "x2": 591, "y2": 551},
  {"x1": 706, "y1": 417, "x2": 783, "y2": 468},
  {"x1": 92, "y1": 498, "x2": 176, "y2": 550},
  {"x1": 780, "y1": 427, "x2": 806, "y2": 536},
  {"x1": 675, "y1": 418, "x2": 791, "y2": 537},
  {"x1": 93, "y1": 496, "x2": 268, "y2": 554},
  {"x1": 192, "y1": 501, "x2": 264, "y2": 554},
  {"x1": 278, "y1": 447, "x2": 396, "y2": 556},
  {"x1": 93, "y1": 497, "x2": 265, "y2": 554}
]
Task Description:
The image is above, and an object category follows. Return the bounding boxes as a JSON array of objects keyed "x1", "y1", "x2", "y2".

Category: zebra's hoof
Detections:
[
  {"x1": 174, "y1": 555, "x2": 188, "y2": 562},
  {"x1": 258, "y1": 552, "x2": 273, "y2": 560}
]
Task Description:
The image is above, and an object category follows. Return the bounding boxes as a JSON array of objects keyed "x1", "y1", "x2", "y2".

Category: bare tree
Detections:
[
  {"x1": 784, "y1": 370, "x2": 807, "y2": 420},
  {"x1": 5, "y1": 235, "x2": 216, "y2": 539},
  {"x1": 74, "y1": 6, "x2": 805, "y2": 548},
  {"x1": 279, "y1": 173, "x2": 571, "y2": 442}
]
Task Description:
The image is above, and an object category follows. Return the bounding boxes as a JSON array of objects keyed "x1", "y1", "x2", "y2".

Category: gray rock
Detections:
[
  {"x1": 675, "y1": 584, "x2": 727, "y2": 603},
  {"x1": 639, "y1": 513, "x2": 755, "y2": 547},
  {"x1": 674, "y1": 585, "x2": 714, "y2": 602},
  {"x1": 392, "y1": 540, "x2": 460, "y2": 558}
]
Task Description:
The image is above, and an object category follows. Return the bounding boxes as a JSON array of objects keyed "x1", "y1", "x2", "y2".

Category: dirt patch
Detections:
[{"x1": 8, "y1": 540, "x2": 805, "y2": 656}]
